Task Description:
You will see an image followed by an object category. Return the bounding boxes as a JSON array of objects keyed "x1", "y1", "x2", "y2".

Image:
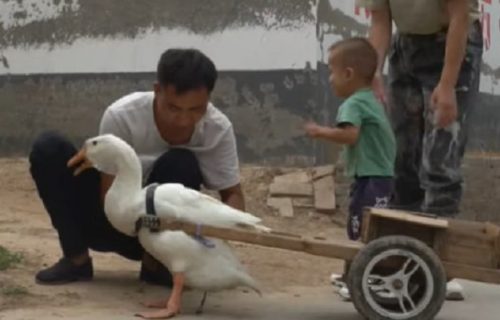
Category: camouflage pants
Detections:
[{"x1": 388, "y1": 21, "x2": 483, "y2": 216}]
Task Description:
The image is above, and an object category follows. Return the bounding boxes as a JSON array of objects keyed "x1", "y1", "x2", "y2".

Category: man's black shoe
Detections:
[{"x1": 35, "y1": 257, "x2": 93, "y2": 285}]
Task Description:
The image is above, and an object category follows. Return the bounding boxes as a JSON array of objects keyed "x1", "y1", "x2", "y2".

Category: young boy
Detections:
[
  {"x1": 305, "y1": 37, "x2": 396, "y2": 240},
  {"x1": 304, "y1": 37, "x2": 396, "y2": 299}
]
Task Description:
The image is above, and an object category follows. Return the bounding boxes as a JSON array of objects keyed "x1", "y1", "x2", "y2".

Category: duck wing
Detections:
[{"x1": 152, "y1": 183, "x2": 268, "y2": 231}]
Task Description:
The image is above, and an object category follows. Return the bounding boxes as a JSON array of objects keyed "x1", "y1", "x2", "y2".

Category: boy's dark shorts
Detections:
[{"x1": 348, "y1": 176, "x2": 394, "y2": 241}]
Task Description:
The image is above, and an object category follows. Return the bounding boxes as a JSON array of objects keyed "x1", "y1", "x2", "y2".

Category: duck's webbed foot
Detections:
[
  {"x1": 135, "y1": 306, "x2": 179, "y2": 319},
  {"x1": 141, "y1": 299, "x2": 167, "y2": 309},
  {"x1": 136, "y1": 273, "x2": 184, "y2": 319}
]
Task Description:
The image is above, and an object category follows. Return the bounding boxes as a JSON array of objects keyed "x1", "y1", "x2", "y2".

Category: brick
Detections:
[
  {"x1": 313, "y1": 176, "x2": 336, "y2": 213},
  {"x1": 312, "y1": 165, "x2": 335, "y2": 180},
  {"x1": 267, "y1": 197, "x2": 294, "y2": 217},
  {"x1": 273, "y1": 171, "x2": 310, "y2": 184},
  {"x1": 269, "y1": 182, "x2": 313, "y2": 197},
  {"x1": 292, "y1": 197, "x2": 314, "y2": 208}
]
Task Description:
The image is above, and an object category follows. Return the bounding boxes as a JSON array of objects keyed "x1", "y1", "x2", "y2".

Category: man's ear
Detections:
[{"x1": 153, "y1": 83, "x2": 161, "y2": 95}]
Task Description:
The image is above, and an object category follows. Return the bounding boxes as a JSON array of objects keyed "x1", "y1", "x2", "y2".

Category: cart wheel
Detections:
[{"x1": 348, "y1": 236, "x2": 446, "y2": 320}]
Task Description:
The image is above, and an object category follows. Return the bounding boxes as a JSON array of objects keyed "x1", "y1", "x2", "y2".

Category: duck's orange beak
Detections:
[{"x1": 67, "y1": 147, "x2": 93, "y2": 176}]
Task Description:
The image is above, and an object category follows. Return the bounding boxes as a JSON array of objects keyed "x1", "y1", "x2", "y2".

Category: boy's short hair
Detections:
[
  {"x1": 329, "y1": 38, "x2": 378, "y2": 83},
  {"x1": 157, "y1": 48, "x2": 218, "y2": 94}
]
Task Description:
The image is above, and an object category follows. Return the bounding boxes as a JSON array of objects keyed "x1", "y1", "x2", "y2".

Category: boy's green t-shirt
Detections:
[{"x1": 336, "y1": 88, "x2": 396, "y2": 178}]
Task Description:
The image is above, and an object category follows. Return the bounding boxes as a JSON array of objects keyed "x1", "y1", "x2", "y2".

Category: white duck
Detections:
[{"x1": 69, "y1": 134, "x2": 266, "y2": 319}]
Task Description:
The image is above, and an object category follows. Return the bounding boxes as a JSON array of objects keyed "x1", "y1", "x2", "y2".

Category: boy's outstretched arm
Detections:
[{"x1": 304, "y1": 121, "x2": 359, "y2": 145}]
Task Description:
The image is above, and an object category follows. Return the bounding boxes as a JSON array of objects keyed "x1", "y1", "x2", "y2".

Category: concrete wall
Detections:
[
  {"x1": 0, "y1": 0, "x2": 325, "y2": 165},
  {"x1": 1, "y1": 0, "x2": 499, "y2": 164}
]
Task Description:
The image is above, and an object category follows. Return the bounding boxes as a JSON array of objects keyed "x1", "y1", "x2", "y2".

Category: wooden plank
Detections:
[
  {"x1": 444, "y1": 230, "x2": 494, "y2": 249},
  {"x1": 368, "y1": 208, "x2": 449, "y2": 229},
  {"x1": 438, "y1": 244, "x2": 496, "y2": 268},
  {"x1": 448, "y1": 219, "x2": 487, "y2": 233},
  {"x1": 375, "y1": 219, "x2": 436, "y2": 247},
  {"x1": 313, "y1": 176, "x2": 336, "y2": 213},
  {"x1": 444, "y1": 262, "x2": 500, "y2": 285},
  {"x1": 485, "y1": 222, "x2": 500, "y2": 268},
  {"x1": 433, "y1": 229, "x2": 447, "y2": 253},
  {"x1": 158, "y1": 220, "x2": 362, "y2": 261},
  {"x1": 485, "y1": 222, "x2": 500, "y2": 238},
  {"x1": 361, "y1": 208, "x2": 374, "y2": 243}
]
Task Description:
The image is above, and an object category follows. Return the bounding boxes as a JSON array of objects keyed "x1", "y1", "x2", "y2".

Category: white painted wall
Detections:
[
  {"x1": 1, "y1": 0, "x2": 499, "y2": 96},
  {"x1": 1, "y1": 26, "x2": 317, "y2": 73},
  {"x1": 0, "y1": 0, "x2": 316, "y2": 74}
]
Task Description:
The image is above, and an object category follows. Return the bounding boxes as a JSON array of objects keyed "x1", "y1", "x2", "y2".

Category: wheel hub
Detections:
[{"x1": 392, "y1": 279, "x2": 404, "y2": 290}]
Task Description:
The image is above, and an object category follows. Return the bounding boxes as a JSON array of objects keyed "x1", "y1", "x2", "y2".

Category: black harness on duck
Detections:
[
  {"x1": 134, "y1": 183, "x2": 215, "y2": 248},
  {"x1": 134, "y1": 183, "x2": 161, "y2": 233}
]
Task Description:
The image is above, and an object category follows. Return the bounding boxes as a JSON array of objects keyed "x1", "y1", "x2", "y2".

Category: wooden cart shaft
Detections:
[{"x1": 157, "y1": 221, "x2": 362, "y2": 261}]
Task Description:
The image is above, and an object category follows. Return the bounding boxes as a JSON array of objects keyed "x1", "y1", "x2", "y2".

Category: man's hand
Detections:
[
  {"x1": 100, "y1": 173, "x2": 114, "y2": 205},
  {"x1": 219, "y1": 184, "x2": 245, "y2": 211},
  {"x1": 431, "y1": 83, "x2": 458, "y2": 128},
  {"x1": 304, "y1": 121, "x2": 326, "y2": 139}
]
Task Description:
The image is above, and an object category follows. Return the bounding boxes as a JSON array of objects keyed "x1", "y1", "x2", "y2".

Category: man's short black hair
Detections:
[
  {"x1": 157, "y1": 48, "x2": 218, "y2": 94},
  {"x1": 329, "y1": 37, "x2": 378, "y2": 83}
]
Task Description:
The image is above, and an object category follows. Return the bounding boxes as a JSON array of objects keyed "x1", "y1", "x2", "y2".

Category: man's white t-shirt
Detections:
[{"x1": 98, "y1": 91, "x2": 240, "y2": 191}]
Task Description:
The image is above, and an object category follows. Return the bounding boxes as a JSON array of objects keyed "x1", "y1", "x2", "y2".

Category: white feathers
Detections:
[
  {"x1": 152, "y1": 183, "x2": 264, "y2": 230},
  {"x1": 83, "y1": 134, "x2": 265, "y2": 294}
]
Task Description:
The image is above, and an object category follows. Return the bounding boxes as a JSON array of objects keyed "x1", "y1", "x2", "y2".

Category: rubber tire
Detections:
[{"x1": 348, "y1": 236, "x2": 446, "y2": 320}]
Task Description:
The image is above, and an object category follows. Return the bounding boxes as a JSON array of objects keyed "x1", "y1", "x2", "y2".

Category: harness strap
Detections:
[
  {"x1": 135, "y1": 183, "x2": 160, "y2": 234},
  {"x1": 134, "y1": 184, "x2": 215, "y2": 249}
]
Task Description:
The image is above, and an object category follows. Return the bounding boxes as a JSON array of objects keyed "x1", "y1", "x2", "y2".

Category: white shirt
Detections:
[{"x1": 99, "y1": 91, "x2": 240, "y2": 190}]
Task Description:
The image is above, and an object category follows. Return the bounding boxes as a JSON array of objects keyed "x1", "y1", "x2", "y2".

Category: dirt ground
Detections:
[
  {"x1": 0, "y1": 158, "x2": 346, "y2": 319},
  {"x1": 1, "y1": 157, "x2": 499, "y2": 319}
]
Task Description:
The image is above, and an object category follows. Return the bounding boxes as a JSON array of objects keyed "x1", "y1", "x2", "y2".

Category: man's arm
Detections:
[
  {"x1": 219, "y1": 184, "x2": 245, "y2": 211},
  {"x1": 100, "y1": 173, "x2": 114, "y2": 205},
  {"x1": 98, "y1": 108, "x2": 131, "y2": 205},
  {"x1": 431, "y1": 0, "x2": 470, "y2": 128},
  {"x1": 441, "y1": 0, "x2": 470, "y2": 90},
  {"x1": 369, "y1": 6, "x2": 392, "y2": 74},
  {"x1": 368, "y1": 6, "x2": 392, "y2": 104}
]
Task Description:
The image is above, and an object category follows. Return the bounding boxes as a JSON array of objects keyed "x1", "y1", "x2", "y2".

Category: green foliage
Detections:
[{"x1": 0, "y1": 245, "x2": 22, "y2": 271}]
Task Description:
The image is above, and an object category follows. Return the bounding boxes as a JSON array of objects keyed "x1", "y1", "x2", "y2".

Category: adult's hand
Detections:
[{"x1": 431, "y1": 83, "x2": 458, "y2": 128}]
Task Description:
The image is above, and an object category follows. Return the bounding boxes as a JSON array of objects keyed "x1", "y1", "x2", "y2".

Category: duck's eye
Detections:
[{"x1": 92, "y1": 140, "x2": 98, "y2": 146}]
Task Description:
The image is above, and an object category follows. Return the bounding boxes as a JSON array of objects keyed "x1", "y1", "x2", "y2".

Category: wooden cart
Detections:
[{"x1": 146, "y1": 208, "x2": 500, "y2": 320}]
